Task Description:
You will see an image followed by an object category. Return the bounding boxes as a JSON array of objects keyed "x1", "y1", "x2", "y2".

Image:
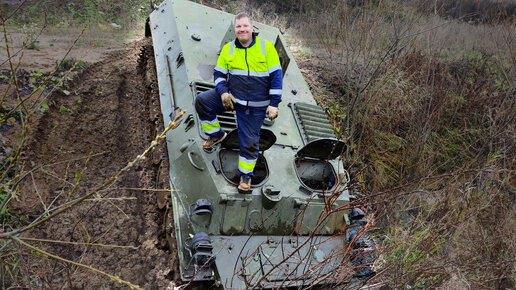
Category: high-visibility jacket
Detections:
[{"x1": 214, "y1": 35, "x2": 283, "y2": 108}]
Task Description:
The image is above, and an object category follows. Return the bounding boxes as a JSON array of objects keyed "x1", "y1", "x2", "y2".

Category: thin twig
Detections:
[
  {"x1": 0, "y1": 110, "x2": 186, "y2": 238},
  {"x1": 84, "y1": 196, "x2": 137, "y2": 202},
  {"x1": 30, "y1": 171, "x2": 47, "y2": 212},
  {"x1": 111, "y1": 187, "x2": 177, "y2": 192},
  {"x1": 13, "y1": 237, "x2": 140, "y2": 289},
  {"x1": 19, "y1": 237, "x2": 138, "y2": 250}
]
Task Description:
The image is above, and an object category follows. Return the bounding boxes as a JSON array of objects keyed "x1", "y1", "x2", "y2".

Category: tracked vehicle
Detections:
[{"x1": 146, "y1": 0, "x2": 372, "y2": 288}]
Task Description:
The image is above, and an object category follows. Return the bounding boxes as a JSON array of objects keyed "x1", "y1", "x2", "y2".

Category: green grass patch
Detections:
[{"x1": 6, "y1": 0, "x2": 151, "y2": 29}]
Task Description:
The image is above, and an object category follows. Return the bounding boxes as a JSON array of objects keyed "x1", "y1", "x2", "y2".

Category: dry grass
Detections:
[
  {"x1": 413, "y1": 14, "x2": 514, "y2": 57},
  {"x1": 3, "y1": 0, "x2": 513, "y2": 287},
  {"x1": 0, "y1": 7, "x2": 176, "y2": 285},
  {"x1": 415, "y1": 0, "x2": 516, "y2": 24},
  {"x1": 248, "y1": 0, "x2": 516, "y2": 287},
  {"x1": 375, "y1": 169, "x2": 515, "y2": 288}
]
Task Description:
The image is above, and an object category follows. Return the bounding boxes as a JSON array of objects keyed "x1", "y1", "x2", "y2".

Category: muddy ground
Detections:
[
  {"x1": 0, "y1": 26, "x2": 136, "y2": 72},
  {"x1": 5, "y1": 37, "x2": 179, "y2": 289},
  {"x1": 0, "y1": 25, "x2": 332, "y2": 289}
]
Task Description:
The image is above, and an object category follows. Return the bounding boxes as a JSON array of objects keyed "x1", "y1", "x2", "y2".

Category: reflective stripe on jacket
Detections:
[{"x1": 214, "y1": 35, "x2": 283, "y2": 108}]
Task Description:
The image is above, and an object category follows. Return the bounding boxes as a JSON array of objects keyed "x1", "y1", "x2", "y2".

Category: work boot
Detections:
[
  {"x1": 238, "y1": 175, "x2": 251, "y2": 193},
  {"x1": 202, "y1": 132, "x2": 227, "y2": 149}
]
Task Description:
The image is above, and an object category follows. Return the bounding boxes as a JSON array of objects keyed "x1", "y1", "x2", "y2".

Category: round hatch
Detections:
[
  {"x1": 294, "y1": 138, "x2": 345, "y2": 192},
  {"x1": 218, "y1": 129, "x2": 276, "y2": 187},
  {"x1": 221, "y1": 128, "x2": 277, "y2": 151},
  {"x1": 295, "y1": 138, "x2": 346, "y2": 160}
]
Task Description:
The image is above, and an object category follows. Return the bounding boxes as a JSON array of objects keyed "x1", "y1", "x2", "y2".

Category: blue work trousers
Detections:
[{"x1": 195, "y1": 89, "x2": 266, "y2": 178}]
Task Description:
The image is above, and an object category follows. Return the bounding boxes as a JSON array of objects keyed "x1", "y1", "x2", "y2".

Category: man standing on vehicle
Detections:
[{"x1": 195, "y1": 12, "x2": 282, "y2": 192}]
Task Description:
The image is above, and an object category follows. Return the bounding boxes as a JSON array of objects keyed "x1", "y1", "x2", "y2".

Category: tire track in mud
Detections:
[{"x1": 12, "y1": 38, "x2": 173, "y2": 289}]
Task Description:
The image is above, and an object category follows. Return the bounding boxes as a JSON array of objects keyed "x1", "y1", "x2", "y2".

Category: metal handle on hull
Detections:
[{"x1": 188, "y1": 151, "x2": 204, "y2": 171}]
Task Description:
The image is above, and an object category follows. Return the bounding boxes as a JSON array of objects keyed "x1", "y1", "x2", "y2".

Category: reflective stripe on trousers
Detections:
[
  {"x1": 195, "y1": 89, "x2": 226, "y2": 139},
  {"x1": 200, "y1": 119, "x2": 221, "y2": 134},
  {"x1": 235, "y1": 105, "x2": 266, "y2": 177},
  {"x1": 238, "y1": 156, "x2": 257, "y2": 174}
]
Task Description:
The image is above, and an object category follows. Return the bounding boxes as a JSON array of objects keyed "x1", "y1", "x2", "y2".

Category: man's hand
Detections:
[
  {"x1": 266, "y1": 106, "x2": 279, "y2": 121},
  {"x1": 221, "y1": 92, "x2": 235, "y2": 110}
]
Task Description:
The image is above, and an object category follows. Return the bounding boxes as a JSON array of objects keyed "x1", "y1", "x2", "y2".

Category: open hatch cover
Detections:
[
  {"x1": 295, "y1": 138, "x2": 346, "y2": 160},
  {"x1": 221, "y1": 129, "x2": 277, "y2": 151}
]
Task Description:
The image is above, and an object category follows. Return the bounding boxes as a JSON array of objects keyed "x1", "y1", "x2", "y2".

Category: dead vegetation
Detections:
[
  {"x1": 1, "y1": 0, "x2": 150, "y2": 29},
  {"x1": 0, "y1": 2, "x2": 175, "y2": 285},
  {"x1": 245, "y1": 0, "x2": 516, "y2": 287},
  {"x1": 415, "y1": 0, "x2": 516, "y2": 24},
  {"x1": 0, "y1": 0, "x2": 515, "y2": 288}
]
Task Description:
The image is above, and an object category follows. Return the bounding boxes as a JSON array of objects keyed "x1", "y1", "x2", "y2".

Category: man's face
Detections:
[{"x1": 235, "y1": 17, "x2": 253, "y2": 45}]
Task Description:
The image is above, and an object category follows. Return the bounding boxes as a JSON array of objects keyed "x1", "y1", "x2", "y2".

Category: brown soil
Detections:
[
  {"x1": 8, "y1": 38, "x2": 176, "y2": 289},
  {"x1": 0, "y1": 27, "x2": 134, "y2": 72},
  {"x1": 0, "y1": 24, "x2": 332, "y2": 290}
]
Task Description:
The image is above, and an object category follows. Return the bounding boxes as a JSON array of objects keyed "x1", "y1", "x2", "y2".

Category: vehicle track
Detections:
[{"x1": 11, "y1": 38, "x2": 174, "y2": 289}]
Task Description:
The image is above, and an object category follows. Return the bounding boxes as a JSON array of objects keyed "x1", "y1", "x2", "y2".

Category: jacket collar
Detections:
[{"x1": 234, "y1": 33, "x2": 257, "y2": 49}]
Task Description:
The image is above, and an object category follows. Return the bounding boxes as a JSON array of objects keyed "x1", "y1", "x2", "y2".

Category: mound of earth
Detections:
[{"x1": 10, "y1": 38, "x2": 175, "y2": 289}]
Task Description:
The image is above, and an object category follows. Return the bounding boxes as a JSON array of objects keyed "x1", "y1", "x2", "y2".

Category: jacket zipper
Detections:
[{"x1": 245, "y1": 48, "x2": 250, "y2": 106}]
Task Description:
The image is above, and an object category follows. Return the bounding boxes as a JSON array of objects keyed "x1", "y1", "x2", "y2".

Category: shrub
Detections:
[{"x1": 414, "y1": 0, "x2": 516, "y2": 24}]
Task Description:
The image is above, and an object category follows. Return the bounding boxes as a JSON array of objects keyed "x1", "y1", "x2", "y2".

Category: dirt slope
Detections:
[
  {"x1": 10, "y1": 38, "x2": 174, "y2": 289},
  {"x1": 0, "y1": 29, "x2": 131, "y2": 72}
]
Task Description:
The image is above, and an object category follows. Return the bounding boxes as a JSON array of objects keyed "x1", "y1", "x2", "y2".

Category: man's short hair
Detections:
[{"x1": 235, "y1": 12, "x2": 252, "y2": 24}]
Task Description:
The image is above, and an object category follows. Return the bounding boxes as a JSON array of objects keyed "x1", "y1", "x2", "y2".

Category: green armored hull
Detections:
[{"x1": 147, "y1": 0, "x2": 359, "y2": 288}]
